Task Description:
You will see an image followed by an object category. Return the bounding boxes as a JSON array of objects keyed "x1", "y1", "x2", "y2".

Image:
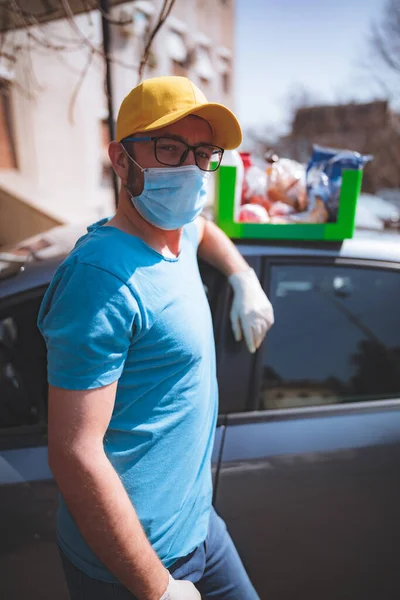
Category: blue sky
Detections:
[{"x1": 235, "y1": 0, "x2": 388, "y2": 131}]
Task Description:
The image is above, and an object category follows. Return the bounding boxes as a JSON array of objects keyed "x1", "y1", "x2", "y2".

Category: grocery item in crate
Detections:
[
  {"x1": 239, "y1": 152, "x2": 253, "y2": 203},
  {"x1": 218, "y1": 146, "x2": 363, "y2": 239},
  {"x1": 238, "y1": 203, "x2": 270, "y2": 223},
  {"x1": 287, "y1": 195, "x2": 329, "y2": 224},
  {"x1": 242, "y1": 165, "x2": 268, "y2": 205},
  {"x1": 303, "y1": 145, "x2": 372, "y2": 223},
  {"x1": 269, "y1": 201, "x2": 295, "y2": 217},
  {"x1": 266, "y1": 154, "x2": 308, "y2": 212}
]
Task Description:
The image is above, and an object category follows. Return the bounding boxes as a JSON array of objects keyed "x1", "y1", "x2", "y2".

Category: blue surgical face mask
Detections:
[{"x1": 122, "y1": 148, "x2": 209, "y2": 230}]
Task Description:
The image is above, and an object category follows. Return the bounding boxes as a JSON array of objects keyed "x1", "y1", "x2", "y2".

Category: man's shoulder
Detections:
[
  {"x1": 39, "y1": 236, "x2": 143, "y2": 337},
  {"x1": 66, "y1": 225, "x2": 145, "y2": 287}
]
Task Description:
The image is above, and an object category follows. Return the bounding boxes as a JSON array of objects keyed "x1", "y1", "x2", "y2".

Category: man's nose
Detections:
[{"x1": 182, "y1": 149, "x2": 196, "y2": 167}]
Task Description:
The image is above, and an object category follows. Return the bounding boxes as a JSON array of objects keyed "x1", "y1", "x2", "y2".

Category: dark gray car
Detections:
[{"x1": 1, "y1": 234, "x2": 400, "y2": 600}]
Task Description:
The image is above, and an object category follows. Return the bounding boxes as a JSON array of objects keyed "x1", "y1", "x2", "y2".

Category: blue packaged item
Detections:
[{"x1": 306, "y1": 145, "x2": 372, "y2": 222}]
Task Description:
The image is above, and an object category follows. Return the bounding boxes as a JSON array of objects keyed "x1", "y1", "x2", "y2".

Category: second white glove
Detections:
[
  {"x1": 228, "y1": 268, "x2": 274, "y2": 353},
  {"x1": 160, "y1": 573, "x2": 201, "y2": 600}
]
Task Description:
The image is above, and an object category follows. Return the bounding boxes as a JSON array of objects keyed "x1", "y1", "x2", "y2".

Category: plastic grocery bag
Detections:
[
  {"x1": 305, "y1": 145, "x2": 372, "y2": 223},
  {"x1": 243, "y1": 166, "x2": 268, "y2": 203},
  {"x1": 266, "y1": 158, "x2": 307, "y2": 212}
]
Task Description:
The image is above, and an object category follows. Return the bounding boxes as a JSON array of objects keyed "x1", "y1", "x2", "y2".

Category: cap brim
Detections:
[{"x1": 136, "y1": 103, "x2": 242, "y2": 150}]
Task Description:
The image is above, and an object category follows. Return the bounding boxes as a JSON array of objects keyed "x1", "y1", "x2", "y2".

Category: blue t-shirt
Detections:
[{"x1": 38, "y1": 219, "x2": 218, "y2": 582}]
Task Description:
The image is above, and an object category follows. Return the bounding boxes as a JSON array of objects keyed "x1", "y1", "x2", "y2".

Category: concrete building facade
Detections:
[{"x1": 0, "y1": 0, "x2": 235, "y2": 245}]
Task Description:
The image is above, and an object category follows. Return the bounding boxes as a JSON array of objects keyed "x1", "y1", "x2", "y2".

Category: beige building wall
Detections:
[
  {"x1": 0, "y1": 0, "x2": 235, "y2": 237},
  {"x1": 111, "y1": 0, "x2": 235, "y2": 110},
  {"x1": 0, "y1": 13, "x2": 112, "y2": 231},
  {"x1": 0, "y1": 187, "x2": 62, "y2": 247}
]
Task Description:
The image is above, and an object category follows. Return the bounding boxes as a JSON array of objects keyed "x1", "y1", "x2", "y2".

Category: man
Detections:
[{"x1": 38, "y1": 76, "x2": 274, "y2": 600}]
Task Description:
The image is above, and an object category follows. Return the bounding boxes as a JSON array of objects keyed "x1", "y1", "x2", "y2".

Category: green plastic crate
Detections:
[{"x1": 215, "y1": 166, "x2": 363, "y2": 241}]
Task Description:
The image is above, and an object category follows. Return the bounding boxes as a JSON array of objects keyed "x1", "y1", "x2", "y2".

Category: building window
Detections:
[
  {"x1": 133, "y1": 8, "x2": 150, "y2": 38},
  {"x1": 147, "y1": 49, "x2": 158, "y2": 70},
  {"x1": 100, "y1": 119, "x2": 113, "y2": 187},
  {"x1": 217, "y1": 49, "x2": 232, "y2": 95},
  {"x1": 194, "y1": 44, "x2": 214, "y2": 84},
  {"x1": 167, "y1": 29, "x2": 188, "y2": 75},
  {"x1": 222, "y1": 70, "x2": 230, "y2": 94},
  {"x1": 221, "y1": 59, "x2": 231, "y2": 94},
  {"x1": 0, "y1": 79, "x2": 18, "y2": 170},
  {"x1": 199, "y1": 77, "x2": 210, "y2": 91},
  {"x1": 127, "y1": 7, "x2": 152, "y2": 63},
  {"x1": 172, "y1": 60, "x2": 187, "y2": 77}
]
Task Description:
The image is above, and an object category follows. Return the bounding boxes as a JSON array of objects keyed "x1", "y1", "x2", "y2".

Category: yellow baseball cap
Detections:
[{"x1": 116, "y1": 76, "x2": 242, "y2": 150}]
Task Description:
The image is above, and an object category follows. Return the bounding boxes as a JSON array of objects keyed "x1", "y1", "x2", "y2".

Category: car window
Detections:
[
  {"x1": 260, "y1": 264, "x2": 400, "y2": 410},
  {"x1": 201, "y1": 257, "x2": 264, "y2": 415},
  {"x1": 0, "y1": 295, "x2": 47, "y2": 430}
]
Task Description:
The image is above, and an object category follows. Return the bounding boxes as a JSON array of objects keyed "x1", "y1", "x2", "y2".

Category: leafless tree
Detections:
[
  {"x1": 137, "y1": 0, "x2": 175, "y2": 83},
  {"x1": 0, "y1": 0, "x2": 176, "y2": 119},
  {"x1": 367, "y1": 0, "x2": 400, "y2": 101},
  {"x1": 283, "y1": 83, "x2": 323, "y2": 127},
  {"x1": 245, "y1": 84, "x2": 323, "y2": 160}
]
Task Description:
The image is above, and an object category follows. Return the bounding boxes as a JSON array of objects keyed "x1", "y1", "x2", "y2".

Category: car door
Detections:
[
  {"x1": 199, "y1": 260, "x2": 229, "y2": 474},
  {"x1": 214, "y1": 257, "x2": 400, "y2": 600},
  {"x1": 0, "y1": 288, "x2": 69, "y2": 600},
  {"x1": 199, "y1": 257, "x2": 261, "y2": 476}
]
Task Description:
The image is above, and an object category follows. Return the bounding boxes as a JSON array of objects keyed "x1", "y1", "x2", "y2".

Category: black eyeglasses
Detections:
[{"x1": 122, "y1": 136, "x2": 224, "y2": 172}]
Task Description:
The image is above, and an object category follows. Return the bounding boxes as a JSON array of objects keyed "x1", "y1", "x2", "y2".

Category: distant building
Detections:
[
  {"x1": 287, "y1": 100, "x2": 400, "y2": 194},
  {"x1": 0, "y1": 0, "x2": 235, "y2": 246}
]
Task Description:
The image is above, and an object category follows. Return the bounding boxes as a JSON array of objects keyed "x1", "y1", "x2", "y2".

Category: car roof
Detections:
[
  {"x1": 1, "y1": 232, "x2": 400, "y2": 301},
  {"x1": 238, "y1": 231, "x2": 400, "y2": 261},
  {"x1": 0, "y1": 255, "x2": 63, "y2": 301}
]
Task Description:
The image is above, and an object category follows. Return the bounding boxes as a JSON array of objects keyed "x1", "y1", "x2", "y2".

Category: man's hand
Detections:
[
  {"x1": 196, "y1": 218, "x2": 274, "y2": 352},
  {"x1": 160, "y1": 574, "x2": 201, "y2": 600},
  {"x1": 229, "y1": 268, "x2": 274, "y2": 353}
]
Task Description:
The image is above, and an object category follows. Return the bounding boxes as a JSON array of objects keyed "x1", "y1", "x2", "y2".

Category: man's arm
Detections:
[
  {"x1": 196, "y1": 217, "x2": 274, "y2": 353},
  {"x1": 48, "y1": 383, "x2": 169, "y2": 600},
  {"x1": 196, "y1": 216, "x2": 248, "y2": 277}
]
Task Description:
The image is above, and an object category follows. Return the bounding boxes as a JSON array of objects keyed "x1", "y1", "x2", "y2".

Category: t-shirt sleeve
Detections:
[{"x1": 38, "y1": 261, "x2": 140, "y2": 390}]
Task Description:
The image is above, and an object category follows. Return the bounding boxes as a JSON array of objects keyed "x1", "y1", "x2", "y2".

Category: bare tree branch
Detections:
[
  {"x1": 370, "y1": 22, "x2": 400, "y2": 74},
  {"x1": 27, "y1": 30, "x2": 82, "y2": 52},
  {"x1": 8, "y1": 0, "x2": 29, "y2": 28},
  {"x1": 25, "y1": 23, "x2": 43, "y2": 92},
  {"x1": 68, "y1": 46, "x2": 95, "y2": 123},
  {"x1": 0, "y1": 0, "x2": 179, "y2": 133},
  {"x1": 137, "y1": 0, "x2": 176, "y2": 83},
  {"x1": 366, "y1": 0, "x2": 400, "y2": 98},
  {"x1": 59, "y1": 0, "x2": 140, "y2": 71}
]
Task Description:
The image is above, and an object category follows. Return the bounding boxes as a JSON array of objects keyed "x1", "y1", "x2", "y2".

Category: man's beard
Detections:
[
  {"x1": 124, "y1": 155, "x2": 146, "y2": 198},
  {"x1": 125, "y1": 160, "x2": 140, "y2": 197}
]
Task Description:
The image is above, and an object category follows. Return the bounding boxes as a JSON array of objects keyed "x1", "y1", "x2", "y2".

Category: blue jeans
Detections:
[{"x1": 59, "y1": 507, "x2": 260, "y2": 600}]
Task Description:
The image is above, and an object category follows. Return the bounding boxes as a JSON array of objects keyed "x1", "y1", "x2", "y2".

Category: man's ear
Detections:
[{"x1": 108, "y1": 142, "x2": 129, "y2": 182}]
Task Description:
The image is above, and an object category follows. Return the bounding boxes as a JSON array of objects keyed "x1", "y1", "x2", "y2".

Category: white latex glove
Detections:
[
  {"x1": 160, "y1": 573, "x2": 201, "y2": 600},
  {"x1": 228, "y1": 268, "x2": 275, "y2": 353}
]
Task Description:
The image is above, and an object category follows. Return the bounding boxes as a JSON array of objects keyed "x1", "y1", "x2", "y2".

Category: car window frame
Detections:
[
  {"x1": 200, "y1": 255, "x2": 263, "y2": 416},
  {"x1": 0, "y1": 285, "x2": 49, "y2": 450},
  {"x1": 248, "y1": 255, "x2": 400, "y2": 415}
]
